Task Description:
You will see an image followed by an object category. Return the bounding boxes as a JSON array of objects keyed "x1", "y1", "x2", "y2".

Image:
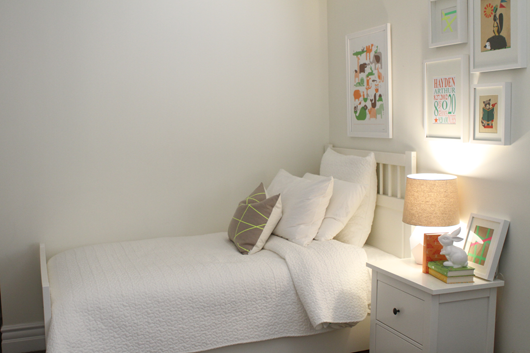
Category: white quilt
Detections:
[
  {"x1": 264, "y1": 236, "x2": 370, "y2": 329},
  {"x1": 46, "y1": 233, "x2": 369, "y2": 353}
]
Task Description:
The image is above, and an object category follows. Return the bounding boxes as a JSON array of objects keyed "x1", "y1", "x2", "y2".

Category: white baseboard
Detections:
[{"x1": 1, "y1": 322, "x2": 45, "y2": 353}]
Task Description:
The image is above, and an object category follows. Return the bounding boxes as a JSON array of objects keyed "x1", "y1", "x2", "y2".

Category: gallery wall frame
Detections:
[
  {"x1": 346, "y1": 24, "x2": 392, "y2": 139},
  {"x1": 429, "y1": 0, "x2": 468, "y2": 48},
  {"x1": 470, "y1": 0, "x2": 527, "y2": 72},
  {"x1": 463, "y1": 213, "x2": 509, "y2": 281},
  {"x1": 423, "y1": 55, "x2": 469, "y2": 141},
  {"x1": 470, "y1": 82, "x2": 511, "y2": 145}
]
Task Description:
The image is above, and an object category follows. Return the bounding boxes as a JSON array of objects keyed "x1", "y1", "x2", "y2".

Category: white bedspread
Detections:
[
  {"x1": 264, "y1": 236, "x2": 369, "y2": 329},
  {"x1": 46, "y1": 233, "x2": 369, "y2": 353}
]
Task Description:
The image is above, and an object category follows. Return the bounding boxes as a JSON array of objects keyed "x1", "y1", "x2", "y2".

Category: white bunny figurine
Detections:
[{"x1": 438, "y1": 227, "x2": 469, "y2": 268}]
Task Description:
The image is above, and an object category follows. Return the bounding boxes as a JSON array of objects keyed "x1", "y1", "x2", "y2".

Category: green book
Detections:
[{"x1": 427, "y1": 261, "x2": 475, "y2": 277}]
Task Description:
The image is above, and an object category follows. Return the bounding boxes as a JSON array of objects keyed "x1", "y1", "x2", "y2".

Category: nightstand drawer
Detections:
[
  {"x1": 376, "y1": 281, "x2": 425, "y2": 344},
  {"x1": 374, "y1": 324, "x2": 422, "y2": 353}
]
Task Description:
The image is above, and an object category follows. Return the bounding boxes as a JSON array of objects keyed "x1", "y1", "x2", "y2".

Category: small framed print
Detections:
[
  {"x1": 346, "y1": 24, "x2": 392, "y2": 139},
  {"x1": 471, "y1": 82, "x2": 511, "y2": 145},
  {"x1": 470, "y1": 0, "x2": 527, "y2": 72},
  {"x1": 429, "y1": 0, "x2": 468, "y2": 48},
  {"x1": 463, "y1": 214, "x2": 509, "y2": 281},
  {"x1": 424, "y1": 55, "x2": 469, "y2": 141}
]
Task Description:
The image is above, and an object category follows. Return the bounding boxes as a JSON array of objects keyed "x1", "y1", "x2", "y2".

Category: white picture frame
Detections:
[
  {"x1": 423, "y1": 55, "x2": 469, "y2": 141},
  {"x1": 346, "y1": 24, "x2": 392, "y2": 139},
  {"x1": 429, "y1": 0, "x2": 468, "y2": 48},
  {"x1": 470, "y1": 82, "x2": 511, "y2": 145},
  {"x1": 470, "y1": 0, "x2": 527, "y2": 72},
  {"x1": 463, "y1": 213, "x2": 509, "y2": 281}
]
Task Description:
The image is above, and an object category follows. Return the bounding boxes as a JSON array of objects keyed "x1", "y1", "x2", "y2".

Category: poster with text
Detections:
[{"x1": 432, "y1": 76, "x2": 457, "y2": 124}]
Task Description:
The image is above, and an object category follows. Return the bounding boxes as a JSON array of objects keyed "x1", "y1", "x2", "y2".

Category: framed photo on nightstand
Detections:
[{"x1": 463, "y1": 214, "x2": 509, "y2": 281}]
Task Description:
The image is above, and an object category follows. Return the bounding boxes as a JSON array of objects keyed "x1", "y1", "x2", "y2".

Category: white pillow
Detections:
[
  {"x1": 303, "y1": 173, "x2": 367, "y2": 241},
  {"x1": 267, "y1": 169, "x2": 333, "y2": 246},
  {"x1": 320, "y1": 148, "x2": 377, "y2": 247}
]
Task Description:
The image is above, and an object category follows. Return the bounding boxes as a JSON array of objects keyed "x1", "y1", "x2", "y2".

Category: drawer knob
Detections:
[{"x1": 393, "y1": 308, "x2": 400, "y2": 315}]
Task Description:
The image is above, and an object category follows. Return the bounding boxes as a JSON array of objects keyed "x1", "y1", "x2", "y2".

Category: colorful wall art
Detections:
[
  {"x1": 442, "y1": 7, "x2": 458, "y2": 34},
  {"x1": 471, "y1": 0, "x2": 525, "y2": 72},
  {"x1": 423, "y1": 55, "x2": 469, "y2": 141},
  {"x1": 432, "y1": 76, "x2": 457, "y2": 125},
  {"x1": 478, "y1": 94, "x2": 499, "y2": 133},
  {"x1": 471, "y1": 82, "x2": 511, "y2": 145},
  {"x1": 346, "y1": 24, "x2": 392, "y2": 138},
  {"x1": 429, "y1": 0, "x2": 467, "y2": 48},
  {"x1": 481, "y1": 0, "x2": 511, "y2": 52}
]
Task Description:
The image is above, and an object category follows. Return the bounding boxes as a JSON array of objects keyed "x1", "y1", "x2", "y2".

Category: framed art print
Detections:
[
  {"x1": 423, "y1": 55, "x2": 469, "y2": 141},
  {"x1": 463, "y1": 214, "x2": 509, "y2": 281},
  {"x1": 429, "y1": 0, "x2": 468, "y2": 48},
  {"x1": 346, "y1": 24, "x2": 392, "y2": 139},
  {"x1": 471, "y1": 82, "x2": 511, "y2": 145},
  {"x1": 470, "y1": 0, "x2": 527, "y2": 72}
]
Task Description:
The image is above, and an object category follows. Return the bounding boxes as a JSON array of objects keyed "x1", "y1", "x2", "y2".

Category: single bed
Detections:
[{"x1": 40, "y1": 146, "x2": 416, "y2": 353}]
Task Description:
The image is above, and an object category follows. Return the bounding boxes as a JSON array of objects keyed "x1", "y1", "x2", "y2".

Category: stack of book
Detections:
[{"x1": 427, "y1": 260, "x2": 475, "y2": 284}]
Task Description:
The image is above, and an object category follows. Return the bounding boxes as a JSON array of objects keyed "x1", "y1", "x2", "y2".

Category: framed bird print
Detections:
[
  {"x1": 346, "y1": 24, "x2": 392, "y2": 139},
  {"x1": 471, "y1": 0, "x2": 527, "y2": 72}
]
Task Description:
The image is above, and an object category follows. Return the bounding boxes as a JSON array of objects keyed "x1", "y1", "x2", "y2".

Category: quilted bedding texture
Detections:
[{"x1": 46, "y1": 232, "x2": 369, "y2": 353}]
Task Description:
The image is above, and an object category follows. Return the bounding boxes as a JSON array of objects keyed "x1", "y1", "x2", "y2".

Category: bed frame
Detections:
[{"x1": 40, "y1": 146, "x2": 416, "y2": 353}]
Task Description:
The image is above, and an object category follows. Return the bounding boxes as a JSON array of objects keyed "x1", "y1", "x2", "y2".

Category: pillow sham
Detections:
[
  {"x1": 267, "y1": 169, "x2": 333, "y2": 246},
  {"x1": 303, "y1": 173, "x2": 367, "y2": 241},
  {"x1": 320, "y1": 148, "x2": 377, "y2": 247},
  {"x1": 228, "y1": 183, "x2": 282, "y2": 255}
]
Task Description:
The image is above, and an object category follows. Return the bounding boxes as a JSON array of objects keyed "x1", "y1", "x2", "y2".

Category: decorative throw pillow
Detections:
[
  {"x1": 303, "y1": 173, "x2": 367, "y2": 241},
  {"x1": 267, "y1": 169, "x2": 333, "y2": 246},
  {"x1": 320, "y1": 148, "x2": 377, "y2": 247},
  {"x1": 228, "y1": 183, "x2": 282, "y2": 255}
]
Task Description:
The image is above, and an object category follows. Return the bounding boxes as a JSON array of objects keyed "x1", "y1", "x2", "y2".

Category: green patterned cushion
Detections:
[{"x1": 228, "y1": 183, "x2": 282, "y2": 255}]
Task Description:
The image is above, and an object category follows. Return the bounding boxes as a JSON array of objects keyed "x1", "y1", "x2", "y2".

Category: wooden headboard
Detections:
[{"x1": 328, "y1": 146, "x2": 417, "y2": 259}]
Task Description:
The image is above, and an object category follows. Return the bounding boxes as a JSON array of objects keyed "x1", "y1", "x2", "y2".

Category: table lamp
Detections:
[{"x1": 402, "y1": 173, "x2": 460, "y2": 264}]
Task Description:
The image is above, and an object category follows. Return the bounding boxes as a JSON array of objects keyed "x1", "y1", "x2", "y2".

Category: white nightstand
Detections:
[{"x1": 367, "y1": 258, "x2": 504, "y2": 353}]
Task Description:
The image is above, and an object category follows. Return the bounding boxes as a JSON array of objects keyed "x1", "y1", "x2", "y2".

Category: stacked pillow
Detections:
[
  {"x1": 303, "y1": 173, "x2": 367, "y2": 241},
  {"x1": 266, "y1": 169, "x2": 334, "y2": 246},
  {"x1": 319, "y1": 148, "x2": 377, "y2": 248},
  {"x1": 228, "y1": 148, "x2": 377, "y2": 253}
]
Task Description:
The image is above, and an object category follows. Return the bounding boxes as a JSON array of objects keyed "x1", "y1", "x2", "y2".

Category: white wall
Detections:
[
  {"x1": 0, "y1": 0, "x2": 329, "y2": 327},
  {"x1": 328, "y1": 0, "x2": 530, "y2": 351}
]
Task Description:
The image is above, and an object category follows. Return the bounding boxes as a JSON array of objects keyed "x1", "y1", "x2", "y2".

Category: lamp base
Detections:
[
  {"x1": 411, "y1": 242, "x2": 423, "y2": 264},
  {"x1": 409, "y1": 223, "x2": 466, "y2": 266}
]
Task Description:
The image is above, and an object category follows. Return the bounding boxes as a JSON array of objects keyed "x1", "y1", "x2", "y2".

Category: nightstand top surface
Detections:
[{"x1": 367, "y1": 258, "x2": 504, "y2": 295}]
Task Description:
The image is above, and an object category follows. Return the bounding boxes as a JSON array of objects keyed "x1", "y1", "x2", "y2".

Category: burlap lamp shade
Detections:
[
  {"x1": 403, "y1": 174, "x2": 459, "y2": 227},
  {"x1": 403, "y1": 174, "x2": 460, "y2": 264}
]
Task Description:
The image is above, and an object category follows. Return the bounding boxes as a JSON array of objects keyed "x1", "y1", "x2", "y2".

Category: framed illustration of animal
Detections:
[
  {"x1": 470, "y1": 82, "x2": 511, "y2": 145},
  {"x1": 345, "y1": 24, "x2": 392, "y2": 139},
  {"x1": 470, "y1": 0, "x2": 527, "y2": 72},
  {"x1": 428, "y1": 0, "x2": 468, "y2": 48}
]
